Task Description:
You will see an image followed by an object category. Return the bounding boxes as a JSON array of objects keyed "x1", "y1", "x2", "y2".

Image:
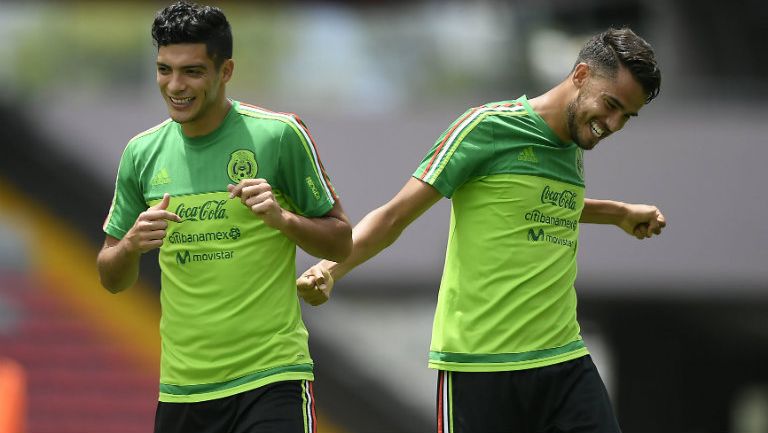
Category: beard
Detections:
[{"x1": 566, "y1": 92, "x2": 597, "y2": 151}]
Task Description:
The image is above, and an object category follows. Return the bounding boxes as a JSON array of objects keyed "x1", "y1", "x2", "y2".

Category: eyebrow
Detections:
[
  {"x1": 156, "y1": 62, "x2": 207, "y2": 70},
  {"x1": 606, "y1": 95, "x2": 638, "y2": 117}
]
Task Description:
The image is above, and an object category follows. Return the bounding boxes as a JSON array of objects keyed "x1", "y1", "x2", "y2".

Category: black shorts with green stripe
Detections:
[
  {"x1": 154, "y1": 380, "x2": 316, "y2": 433},
  {"x1": 437, "y1": 355, "x2": 621, "y2": 433}
]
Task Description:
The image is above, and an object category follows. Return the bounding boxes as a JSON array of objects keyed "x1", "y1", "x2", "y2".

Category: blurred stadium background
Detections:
[{"x1": 1, "y1": 0, "x2": 767, "y2": 432}]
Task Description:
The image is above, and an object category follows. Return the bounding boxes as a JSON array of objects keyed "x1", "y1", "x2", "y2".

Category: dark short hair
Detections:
[
  {"x1": 151, "y1": 1, "x2": 232, "y2": 68},
  {"x1": 575, "y1": 27, "x2": 661, "y2": 103}
]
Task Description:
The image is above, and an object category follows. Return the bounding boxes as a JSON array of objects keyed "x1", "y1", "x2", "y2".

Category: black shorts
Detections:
[
  {"x1": 437, "y1": 355, "x2": 621, "y2": 433},
  {"x1": 154, "y1": 380, "x2": 316, "y2": 433}
]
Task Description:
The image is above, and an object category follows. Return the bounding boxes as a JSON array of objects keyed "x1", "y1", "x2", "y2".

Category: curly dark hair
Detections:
[
  {"x1": 575, "y1": 27, "x2": 661, "y2": 103},
  {"x1": 151, "y1": 1, "x2": 232, "y2": 68}
]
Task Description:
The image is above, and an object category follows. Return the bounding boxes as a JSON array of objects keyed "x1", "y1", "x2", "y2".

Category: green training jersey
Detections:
[
  {"x1": 103, "y1": 101, "x2": 337, "y2": 402},
  {"x1": 415, "y1": 96, "x2": 589, "y2": 372}
]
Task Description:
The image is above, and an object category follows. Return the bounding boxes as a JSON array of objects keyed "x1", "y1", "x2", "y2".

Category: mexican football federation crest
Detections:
[{"x1": 228, "y1": 150, "x2": 258, "y2": 183}]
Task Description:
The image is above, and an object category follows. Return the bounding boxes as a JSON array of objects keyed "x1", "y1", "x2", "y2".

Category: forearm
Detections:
[
  {"x1": 280, "y1": 211, "x2": 352, "y2": 263},
  {"x1": 97, "y1": 240, "x2": 141, "y2": 293},
  {"x1": 315, "y1": 177, "x2": 442, "y2": 281},
  {"x1": 321, "y1": 204, "x2": 408, "y2": 281},
  {"x1": 580, "y1": 198, "x2": 628, "y2": 225}
]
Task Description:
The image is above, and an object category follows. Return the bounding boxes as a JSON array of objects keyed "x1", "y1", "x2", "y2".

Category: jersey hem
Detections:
[
  {"x1": 158, "y1": 371, "x2": 315, "y2": 403},
  {"x1": 411, "y1": 175, "x2": 452, "y2": 198},
  {"x1": 428, "y1": 348, "x2": 589, "y2": 372},
  {"x1": 103, "y1": 223, "x2": 127, "y2": 240},
  {"x1": 303, "y1": 199, "x2": 335, "y2": 218}
]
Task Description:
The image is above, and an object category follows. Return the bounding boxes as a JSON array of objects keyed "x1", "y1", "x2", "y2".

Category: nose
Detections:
[{"x1": 166, "y1": 72, "x2": 186, "y2": 94}]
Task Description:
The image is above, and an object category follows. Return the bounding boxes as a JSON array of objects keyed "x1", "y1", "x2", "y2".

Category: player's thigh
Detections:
[
  {"x1": 436, "y1": 370, "x2": 526, "y2": 433},
  {"x1": 539, "y1": 356, "x2": 621, "y2": 433}
]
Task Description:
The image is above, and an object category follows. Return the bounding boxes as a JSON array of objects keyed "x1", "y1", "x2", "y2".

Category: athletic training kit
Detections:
[
  {"x1": 416, "y1": 96, "x2": 587, "y2": 372},
  {"x1": 105, "y1": 100, "x2": 335, "y2": 406},
  {"x1": 417, "y1": 96, "x2": 619, "y2": 432}
]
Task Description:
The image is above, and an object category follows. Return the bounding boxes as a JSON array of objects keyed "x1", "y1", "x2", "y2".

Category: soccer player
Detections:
[
  {"x1": 97, "y1": 2, "x2": 351, "y2": 432},
  {"x1": 298, "y1": 27, "x2": 665, "y2": 432}
]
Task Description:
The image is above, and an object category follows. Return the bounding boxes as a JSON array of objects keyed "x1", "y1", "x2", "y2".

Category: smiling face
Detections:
[
  {"x1": 156, "y1": 43, "x2": 233, "y2": 137},
  {"x1": 566, "y1": 62, "x2": 647, "y2": 150}
]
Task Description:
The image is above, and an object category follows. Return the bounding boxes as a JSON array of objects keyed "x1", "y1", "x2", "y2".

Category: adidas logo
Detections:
[
  {"x1": 517, "y1": 146, "x2": 538, "y2": 163},
  {"x1": 150, "y1": 168, "x2": 172, "y2": 186}
]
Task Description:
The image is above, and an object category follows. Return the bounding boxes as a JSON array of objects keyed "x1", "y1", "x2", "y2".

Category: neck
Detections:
[
  {"x1": 182, "y1": 98, "x2": 232, "y2": 138},
  {"x1": 528, "y1": 78, "x2": 575, "y2": 143}
]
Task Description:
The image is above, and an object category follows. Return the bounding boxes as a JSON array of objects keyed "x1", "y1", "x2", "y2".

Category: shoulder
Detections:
[
  {"x1": 234, "y1": 102, "x2": 315, "y2": 147},
  {"x1": 234, "y1": 101, "x2": 306, "y2": 131},
  {"x1": 448, "y1": 100, "x2": 531, "y2": 132},
  {"x1": 127, "y1": 118, "x2": 174, "y2": 145},
  {"x1": 123, "y1": 118, "x2": 176, "y2": 159},
  {"x1": 476, "y1": 100, "x2": 530, "y2": 120}
]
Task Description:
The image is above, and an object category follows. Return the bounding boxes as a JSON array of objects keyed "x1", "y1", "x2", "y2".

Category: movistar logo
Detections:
[
  {"x1": 176, "y1": 249, "x2": 235, "y2": 265},
  {"x1": 540, "y1": 185, "x2": 577, "y2": 210},
  {"x1": 517, "y1": 146, "x2": 538, "y2": 163},
  {"x1": 175, "y1": 200, "x2": 228, "y2": 222},
  {"x1": 528, "y1": 228, "x2": 545, "y2": 241},
  {"x1": 527, "y1": 227, "x2": 576, "y2": 248},
  {"x1": 150, "y1": 168, "x2": 172, "y2": 186},
  {"x1": 176, "y1": 250, "x2": 191, "y2": 265}
]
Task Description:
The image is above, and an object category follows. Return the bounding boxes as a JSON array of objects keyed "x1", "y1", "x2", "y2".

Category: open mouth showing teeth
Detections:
[
  {"x1": 170, "y1": 96, "x2": 193, "y2": 105},
  {"x1": 590, "y1": 121, "x2": 604, "y2": 138}
]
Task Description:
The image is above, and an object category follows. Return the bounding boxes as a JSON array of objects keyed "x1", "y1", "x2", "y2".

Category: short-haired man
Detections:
[
  {"x1": 299, "y1": 27, "x2": 665, "y2": 432},
  {"x1": 98, "y1": 2, "x2": 352, "y2": 432}
]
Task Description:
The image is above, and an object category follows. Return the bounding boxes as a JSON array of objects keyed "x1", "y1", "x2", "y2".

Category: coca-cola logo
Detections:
[
  {"x1": 540, "y1": 185, "x2": 577, "y2": 210},
  {"x1": 175, "y1": 200, "x2": 228, "y2": 221}
]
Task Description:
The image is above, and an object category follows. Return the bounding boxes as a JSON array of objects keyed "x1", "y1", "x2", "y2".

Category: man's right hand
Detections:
[
  {"x1": 297, "y1": 264, "x2": 334, "y2": 306},
  {"x1": 124, "y1": 193, "x2": 181, "y2": 254}
]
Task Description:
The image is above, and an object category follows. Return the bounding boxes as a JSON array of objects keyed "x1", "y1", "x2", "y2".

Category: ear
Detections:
[
  {"x1": 571, "y1": 62, "x2": 590, "y2": 89},
  {"x1": 221, "y1": 59, "x2": 234, "y2": 84}
]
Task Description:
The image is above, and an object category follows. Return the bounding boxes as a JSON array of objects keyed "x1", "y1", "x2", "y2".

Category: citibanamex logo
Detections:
[
  {"x1": 175, "y1": 200, "x2": 228, "y2": 221},
  {"x1": 229, "y1": 227, "x2": 241, "y2": 240},
  {"x1": 540, "y1": 185, "x2": 577, "y2": 210}
]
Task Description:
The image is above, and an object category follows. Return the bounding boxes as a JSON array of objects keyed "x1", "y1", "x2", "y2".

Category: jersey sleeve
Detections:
[
  {"x1": 275, "y1": 116, "x2": 336, "y2": 217},
  {"x1": 102, "y1": 144, "x2": 148, "y2": 239},
  {"x1": 413, "y1": 107, "x2": 493, "y2": 198}
]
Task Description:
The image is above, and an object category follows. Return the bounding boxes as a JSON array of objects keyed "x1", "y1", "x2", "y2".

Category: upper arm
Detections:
[
  {"x1": 320, "y1": 200, "x2": 351, "y2": 227},
  {"x1": 276, "y1": 118, "x2": 337, "y2": 217},
  {"x1": 381, "y1": 177, "x2": 443, "y2": 230},
  {"x1": 102, "y1": 234, "x2": 120, "y2": 249},
  {"x1": 413, "y1": 109, "x2": 491, "y2": 198},
  {"x1": 104, "y1": 144, "x2": 147, "y2": 239},
  {"x1": 98, "y1": 235, "x2": 122, "y2": 262}
]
